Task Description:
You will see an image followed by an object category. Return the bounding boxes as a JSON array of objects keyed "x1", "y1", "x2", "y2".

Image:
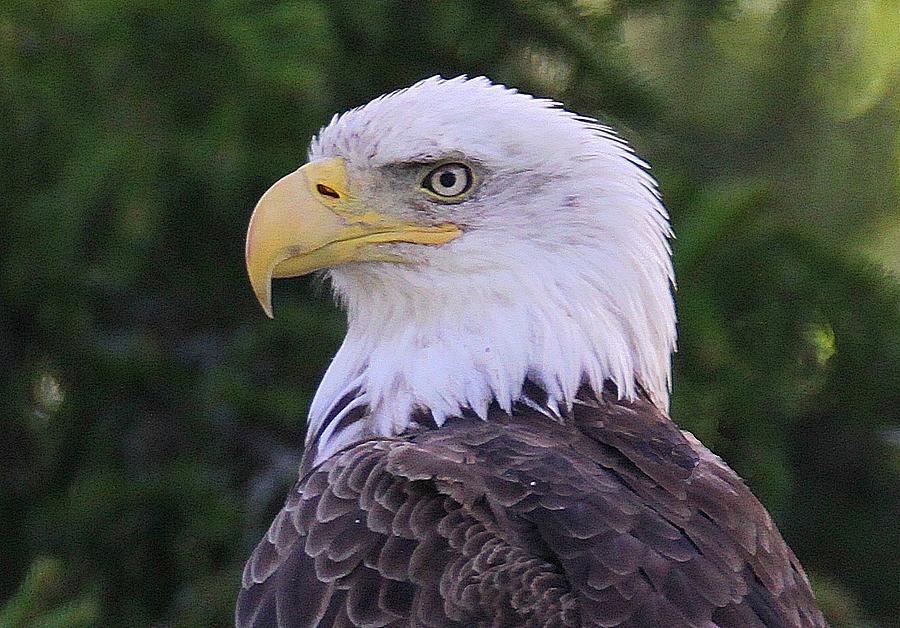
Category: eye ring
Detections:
[{"x1": 422, "y1": 163, "x2": 473, "y2": 200}]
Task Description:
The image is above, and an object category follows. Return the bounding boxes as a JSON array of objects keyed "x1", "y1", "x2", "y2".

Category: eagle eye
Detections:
[{"x1": 422, "y1": 163, "x2": 473, "y2": 200}]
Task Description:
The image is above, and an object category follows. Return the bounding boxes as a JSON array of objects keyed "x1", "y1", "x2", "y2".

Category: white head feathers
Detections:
[{"x1": 304, "y1": 76, "x2": 675, "y2": 463}]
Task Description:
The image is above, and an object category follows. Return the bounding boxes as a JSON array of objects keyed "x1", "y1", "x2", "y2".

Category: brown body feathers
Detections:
[{"x1": 237, "y1": 397, "x2": 824, "y2": 628}]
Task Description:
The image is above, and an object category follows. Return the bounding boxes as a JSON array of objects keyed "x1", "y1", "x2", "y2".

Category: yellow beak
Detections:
[{"x1": 245, "y1": 157, "x2": 461, "y2": 317}]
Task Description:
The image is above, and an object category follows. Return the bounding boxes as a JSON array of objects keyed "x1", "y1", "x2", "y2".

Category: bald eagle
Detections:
[{"x1": 239, "y1": 77, "x2": 825, "y2": 627}]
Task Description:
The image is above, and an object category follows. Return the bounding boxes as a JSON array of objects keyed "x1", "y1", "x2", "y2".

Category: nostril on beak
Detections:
[{"x1": 316, "y1": 184, "x2": 340, "y2": 199}]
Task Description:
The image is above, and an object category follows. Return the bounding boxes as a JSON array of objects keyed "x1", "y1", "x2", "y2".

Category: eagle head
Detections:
[{"x1": 245, "y1": 76, "x2": 675, "y2": 464}]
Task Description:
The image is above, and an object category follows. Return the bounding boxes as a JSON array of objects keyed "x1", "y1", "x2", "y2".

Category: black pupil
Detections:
[{"x1": 438, "y1": 171, "x2": 457, "y2": 190}]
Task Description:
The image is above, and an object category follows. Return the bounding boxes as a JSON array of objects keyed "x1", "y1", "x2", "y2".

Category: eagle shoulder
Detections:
[
  {"x1": 237, "y1": 435, "x2": 578, "y2": 628},
  {"x1": 237, "y1": 399, "x2": 826, "y2": 627}
]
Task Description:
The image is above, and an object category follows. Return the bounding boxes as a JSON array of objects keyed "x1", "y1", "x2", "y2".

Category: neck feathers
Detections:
[{"x1": 305, "y1": 241, "x2": 675, "y2": 465}]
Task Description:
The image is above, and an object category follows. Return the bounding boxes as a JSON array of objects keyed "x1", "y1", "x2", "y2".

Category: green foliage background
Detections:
[{"x1": 2, "y1": 1, "x2": 898, "y2": 626}]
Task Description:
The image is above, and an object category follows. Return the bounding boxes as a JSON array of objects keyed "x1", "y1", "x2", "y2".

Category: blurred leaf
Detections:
[{"x1": 0, "y1": 558, "x2": 98, "y2": 628}]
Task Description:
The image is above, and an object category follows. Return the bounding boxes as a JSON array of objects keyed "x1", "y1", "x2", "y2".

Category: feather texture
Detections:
[{"x1": 237, "y1": 397, "x2": 825, "y2": 628}]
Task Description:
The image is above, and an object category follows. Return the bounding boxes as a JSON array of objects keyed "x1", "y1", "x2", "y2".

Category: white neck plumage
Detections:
[{"x1": 304, "y1": 221, "x2": 676, "y2": 466}]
